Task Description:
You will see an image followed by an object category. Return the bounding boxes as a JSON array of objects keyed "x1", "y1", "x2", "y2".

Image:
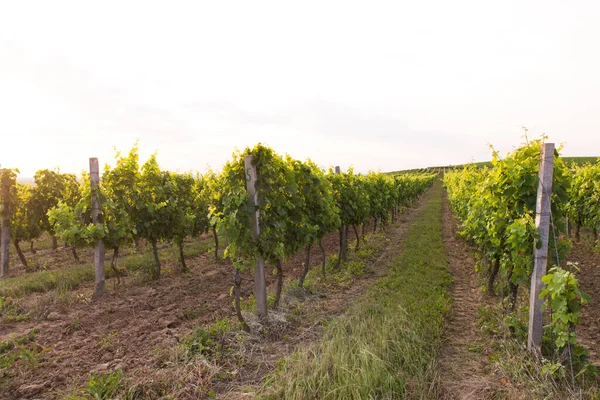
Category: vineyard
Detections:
[{"x1": 0, "y1": 140, "x2": 599, "y2": 399}]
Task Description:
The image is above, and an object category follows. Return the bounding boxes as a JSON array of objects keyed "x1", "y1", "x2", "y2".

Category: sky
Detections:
[{"x1": 1, "y1": 1, "x2": 599, "y2": 178}]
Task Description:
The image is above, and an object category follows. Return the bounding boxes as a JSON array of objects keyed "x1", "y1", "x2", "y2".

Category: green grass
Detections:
[
  {"x1": 62, "y1": 369, "x2": 124, "y2": 400},
  {"x1": 0, "y1": 237, "x2": 216, "y2": 298},
  {"x1": 259, "y1": 181, "x2": 451, "y2": 399}
]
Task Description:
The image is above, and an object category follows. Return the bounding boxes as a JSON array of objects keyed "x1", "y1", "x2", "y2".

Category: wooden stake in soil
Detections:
[
  {"x1": 0, "y1": 170, "x2": 11, "y2": 278},
  {"x1": 527, "y1": 143, "x2": 555, "y2": 354},
  {"x1": 244, "y1": 155, "x2": 268, "y2": 321},
  {"x1": 335, "y1": 166, "x2": 348, "y2": 264},
  {"x1": 90, "y1": 158, "x2": 105, "y2": 298}
]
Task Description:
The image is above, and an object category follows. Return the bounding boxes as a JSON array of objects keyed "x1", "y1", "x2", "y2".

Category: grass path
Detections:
[{"x1": 259, "y1": 179, "x2": 452, "y2": 399}]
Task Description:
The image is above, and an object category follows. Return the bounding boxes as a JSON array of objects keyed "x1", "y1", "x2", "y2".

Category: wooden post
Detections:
[
  {"x1": 90, "y1": 158, "x2": 105, "y2": 298},
  {"x1": 527, "y1": 143, "x2": 555, "y2": 354},
  {"x1": 335, "y1": 166, "x2": 348, "y2": 262},
  {"x1": 244, "y1": 155, "x2": 268, "y2": 321},
  {"x1": 0, "y1": 170, "x2": 11, "y2": 278}
]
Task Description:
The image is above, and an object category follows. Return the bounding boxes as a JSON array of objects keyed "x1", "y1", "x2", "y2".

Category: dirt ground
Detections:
[
  {"x1": 437, "y1": 188, "x2": 504, "y2": 399},
  {"x1": 0, "y1": 189, "x2": 434, "y2": 399},
  {"x1": 566, "y1": 234, "x2": 600, "y2": 365}
]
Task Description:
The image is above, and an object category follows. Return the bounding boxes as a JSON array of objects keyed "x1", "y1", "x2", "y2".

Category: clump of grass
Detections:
[
  {"x1": 64, "y1": 369, "x2": 125, "y2": 400},
  {"x1": 179, "y1": 318, "x2": 232, "y2": 361},
  {"x1": 260, "y1": 181, "x2": 451, "y2": 399},
  {"x1": 85, "y1": 369, "x2": 123, "y2": 400}
]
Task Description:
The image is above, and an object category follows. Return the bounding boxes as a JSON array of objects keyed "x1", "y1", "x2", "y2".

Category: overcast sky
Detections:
[{"x1": 1, "y1": 1, "x2": 599, "y2": 177}]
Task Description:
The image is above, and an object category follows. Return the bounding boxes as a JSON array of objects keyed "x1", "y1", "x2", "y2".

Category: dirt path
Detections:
[{"x1": 437, "y1": 188, "x2": 501, "y2": 399}]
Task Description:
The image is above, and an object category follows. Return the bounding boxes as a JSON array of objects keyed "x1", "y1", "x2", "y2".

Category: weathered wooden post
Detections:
[
  {"x1": 0, "y1": 170, "x2": 11, "y2": 278},
  {"x1": 90, "y1": 158, "x2": 105, "y2": 298},
  {"x1": 335, "y1": 166, "x2": 348, "y2": 264},
  {"x1": 527, "y1": 143, "x2": 555, "y2": 353},
  {"x1": 244, "y1": 155, "x2": 268, "y2": 321}
]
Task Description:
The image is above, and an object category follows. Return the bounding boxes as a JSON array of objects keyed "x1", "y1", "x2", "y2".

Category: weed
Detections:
[
  {"x1": 0, "y1": 329, "x2": 45, "y2": 378},
  {"x1": 267, "y1": 291, "x2": 276, "y2": 308},
  {"x1": 97, "y1": 331, "x2": 119, "y2": 351},
  {"x1": 240, "y1": 294, "x2": 256, "y2": 311},
  {"x1": 86, "y1": 369, "x2": 123, "y2": 400},
  {"x1": 71, "y1": 317, "x2": 82, "y2": 332},
  {"x1": 179, "y1": 318, "x2": 232, "y2": 362},
  {"x1": 346, "y1": 260, "x2": 364, "y2": 275},
  {"x1": 356, "y1": 247, "x2": 375, "y2": 258},
  {"x1": 180, "y1": 326, "x2": 213, "y2": 359},
  {"x1": 208, "y1": 318, "x2": 231, "y2": 337}
]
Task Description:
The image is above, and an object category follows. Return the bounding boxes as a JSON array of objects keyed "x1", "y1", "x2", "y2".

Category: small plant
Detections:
[
  {"x1": 86, "y1": 369, "x2": 122, "y2": 400},
  {"x1": 208, "y1": 318, "x2": 231, "y2": 337},
  {"x1": 356, "y1": 247, "x2": 375, "y2": 258},
  {"x1": 240, "y1": 294, "x2": 256, "y2": 311},
  {"x1": 71, "y1": 317, "x2": 82, "y2": 332},
  {"x1": 541, "y1": 265, "x2": 589, "y2": 351},
  {"x1": 180, "y1": 326, "x2": 212, "y2": 358},
  {"x1": 267, "y1": 291, "x2": 276, "y2": 308},
  {"x1": 289, "y1": 276, "x2": 316, "y2": 294},
  {"x1": 346, "y1": 260, "x2": 365, "y2": 276},
  {"x1": 0, "y1": 329, "x2": 44, "y2": 376},
  {"x1": 540, "y1": 265, "x2": 597, "y2": 379},
  {"x1": 179, "y1": 319, "x2": 232, "y2": 361},
  {"x1": 97, "y1": 331, "x2": 119, "y2": 351},
  {"x1": 541, "y1": 359, "x2": 566, "y2": 379}
]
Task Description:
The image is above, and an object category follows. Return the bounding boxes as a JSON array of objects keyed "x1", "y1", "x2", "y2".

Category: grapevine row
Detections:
[
  {"x1": 0, "y1": 144, "x2": 435, "y2": 316},
  {"x1": 443, "y1": 139, "x2": 594, "y2": 372},
  {"x1": 566, "y1": 162, "x2": 600, "y2": 244}
]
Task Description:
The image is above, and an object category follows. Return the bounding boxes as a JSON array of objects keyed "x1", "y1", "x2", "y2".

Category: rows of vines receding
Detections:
[
  {"x1": 0, "y1": 144, "x2": 435, "y2": 324},
  {"x1": 566, "y1": 162, "x2": 600, "y2": 244}
]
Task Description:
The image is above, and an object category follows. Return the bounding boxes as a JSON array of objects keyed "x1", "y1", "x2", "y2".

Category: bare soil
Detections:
[
  {"x1": 437, "y1": 188, "x2": 504, "y2": 399},
  {"x1": 566, "y1": 234, "x2": 600, "y2": 365},
  {"x1": 1, "y1": 190, "x2": 433, "y2": 399}
]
